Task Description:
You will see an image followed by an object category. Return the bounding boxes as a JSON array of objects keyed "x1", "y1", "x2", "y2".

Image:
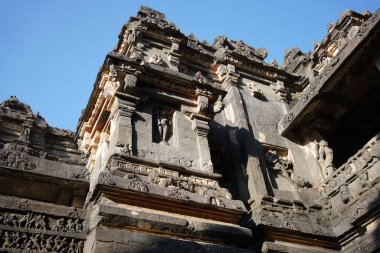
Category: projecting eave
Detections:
[{"x1": 279, "y1": 10, "x2": 380, "y2": 141}]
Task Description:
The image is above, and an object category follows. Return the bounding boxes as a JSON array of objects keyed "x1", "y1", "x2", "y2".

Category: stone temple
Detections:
[{"x1": 0, "y1": 6, "x2": 380, "y2": 253}]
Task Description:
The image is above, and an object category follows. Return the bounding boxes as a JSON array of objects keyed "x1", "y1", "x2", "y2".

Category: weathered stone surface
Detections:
[{"x1": 1, "y1": 5, "x2": 380, "y2": 253}]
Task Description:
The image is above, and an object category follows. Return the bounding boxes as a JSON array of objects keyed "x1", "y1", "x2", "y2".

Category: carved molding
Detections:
[{"x1": 102, "y1": 156, "x2": 245, "y2": 212}]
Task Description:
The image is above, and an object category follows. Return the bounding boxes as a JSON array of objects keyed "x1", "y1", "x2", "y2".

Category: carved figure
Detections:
[
  {"x1": 358, "y1": 171, "x2": 370, "y2": 189},
  {"x1": 68, "y1": 238, "x2": 76, "y2": 253},
  {"x1": 18, "y1": 212, "x2": 30, "y2": 228},
  {"x1": 53, "y1": 237, "x2": 67, "y2": 252},
  {"x1": 34, "y1": 214, "x2": 47, "y2": 230},
  {"x1": 209, "y1": 195, "x2": 225, "y2": 207},
  {"x1": 45, "y1": 236, "x2": 54, "y2": 251},
  {"x1": 213, "y1": 95, "x2": 224, "y2": 113},
  {"x1": 266, "y1": 150, "x2": 311, "y2": 189},
  {"x1": 74, "y1": 219, "x2": 83, "y2": 231},
  {"x1": 318, "y1": 140, "x2": 335, "y2": 177},
  {"x1": 120, "y1": 144, "x2": 132, "y2": 155},
  {"x1": 104, "y1": 65, "x2": 120, "y2": 99},
  {"x1": 195, "y1": 71, "x2": 207, "y2": 84},
  {"x1": 321, "y1": 197, "x2": 333, "y2": 217},
  {"x1": 2, "y1": 231, "x2": 11, "y2": 248},
  {"x1": 339, "y1": 184, "x2": 351, "y2": 204},
  {"x1": 21, "y1": 126, "x2": 31, "y2": 142},
  {"x1": 158, "y1": 177, "x2": 173, "y2": 187},
  {"x1": 3, "y1": 213, "x2": 18, "y2": 227},
  {"x1": 52, "y1": 218, "x2": 66, "y2": 232},
  {"x1": 77, "y1": 240, "x2": 84, "y2": 253},
  {"x1": 196, "y1": 95, "x2": 209, "y2": 114},
  {"x1": 179, "y1": 179, "x2": 195, "y2": 193},
  {"x1": 25, "y1": 234, "x2": 41, "y2": 251},
  {"x1": 67, "y1": 218, "x2": 76, "y2": 232},
  {"x1": 109, "y1": 64, "x2": 117, "y2": 78},
  {"x1": 157, "y1": 110, "x2": 171, "y2": 145},
  {"x1": 8, "y1": 232, "x2": 25, "y2": 249},
  {"x1": 148, "y1": 54, "x2": 163, "y2": 65},
  {"x1": 149, "y1": 170, "x2": 164, "y2": 185},
  {"x1": 0, "y1": 149, "x2": 36, "y2": 171}
]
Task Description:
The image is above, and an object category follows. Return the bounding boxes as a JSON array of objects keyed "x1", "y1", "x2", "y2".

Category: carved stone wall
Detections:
[{"x1": 1, "y1": 5, "x2": 380, "y2": 253}]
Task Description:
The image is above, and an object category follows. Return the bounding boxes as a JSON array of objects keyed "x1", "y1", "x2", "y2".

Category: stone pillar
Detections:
[
  {"x1": 215, "y1": 62, "x2": 269, "y2": 202},
  {"x1": 190, "y1": 113, "x2": 213, "y2": 173},
  {"x1": 110, "y1": 92, "x2": 139, "y2": 155}
]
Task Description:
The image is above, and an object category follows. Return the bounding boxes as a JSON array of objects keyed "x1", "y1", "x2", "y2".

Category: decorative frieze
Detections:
[
  {"x1": 0, "y1": 230, "x2": 84, "y2": 253},
  {"x1": 0, "y1": 144, "x2": 36, "y2": 170},
  {"x1": 0, "y1": 209, "x2": 84, "y2": 233}
]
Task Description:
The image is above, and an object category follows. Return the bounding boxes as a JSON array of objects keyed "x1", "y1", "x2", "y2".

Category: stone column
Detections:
[
  {"x1": 110, "y1": 92, "x2": 139, "y2": 155},
  {"x1": 216, "y1": 62, "x2": 269, "y2": 202},
  {"x1": 190, "y1": 113, "x2": 213, "y2": 173}
]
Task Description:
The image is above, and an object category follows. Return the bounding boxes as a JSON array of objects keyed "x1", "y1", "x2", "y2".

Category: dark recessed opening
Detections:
[{"x1": 324, "y1": 83, "x2": 380, "y2": 167}]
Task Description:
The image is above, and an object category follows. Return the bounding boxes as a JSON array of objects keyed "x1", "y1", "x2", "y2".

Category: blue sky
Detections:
[{"x1": 0, "y1": 1, "x2": 378, "y2": 131}]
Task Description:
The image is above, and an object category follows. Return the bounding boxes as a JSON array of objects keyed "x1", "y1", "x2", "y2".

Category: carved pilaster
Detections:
[
  {"x1": 215, "y1": 63, "x2": 240, "y2": 91},
  {"x1": 190, "y1": 113, "x2": 213, "y2": 173},
  {"x1": 168, "y1": 41, "x2": 181, "y2": 71},
  {"x1": 110, "y1": 93, "x2": 139, "y2": 155}
]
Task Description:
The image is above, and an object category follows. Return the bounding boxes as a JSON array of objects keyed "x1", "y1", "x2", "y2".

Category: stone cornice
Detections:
[{"x1": 279, "y1": 10, "x2": 380, "y2": 137}]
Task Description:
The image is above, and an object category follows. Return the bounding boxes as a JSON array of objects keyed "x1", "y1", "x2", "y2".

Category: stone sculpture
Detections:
[
  {"x1": 1, "y1": 5, "x2": 380, "y2": 253},
  {"x1": 317, "y1": 140, "x2": 335, "y2": 177},
  {"x1": 156, "y1": 110, "x2": 171, "y2": 145}
]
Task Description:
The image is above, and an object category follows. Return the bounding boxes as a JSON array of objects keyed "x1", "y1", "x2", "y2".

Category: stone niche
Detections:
[{"x1": 133, "y1": 103, "x2": 199, "y2": 171}]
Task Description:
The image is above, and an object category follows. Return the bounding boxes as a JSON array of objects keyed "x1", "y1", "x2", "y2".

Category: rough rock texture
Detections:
[{"x1": 1, "y1": 5, "x2": 380, "y2": 253}]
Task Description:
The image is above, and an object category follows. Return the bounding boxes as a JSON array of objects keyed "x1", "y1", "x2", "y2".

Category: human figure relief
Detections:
[
  {"x1": 339, "y1": 184, "x2": 351, "y2": 204},
  {"x1": 265, "y1": 150, "x2": 311, "y2": 189},
  {"x1": 213, "y1": 95, "x2": 224, "y2": 113},
  {"x1": 315, "y1": 140, "x2": 335, "y2": 178},
  {"x1": 157, "y1": 110, "x2": 171, "y2": 145},
  {"x1": 103, "y1": 64, "x2": 120, "y2": 99}
]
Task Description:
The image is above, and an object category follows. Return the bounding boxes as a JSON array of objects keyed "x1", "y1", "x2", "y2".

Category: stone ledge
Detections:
[{"x1": 96, "y1": 201, "x2": 252, "y2": 246}]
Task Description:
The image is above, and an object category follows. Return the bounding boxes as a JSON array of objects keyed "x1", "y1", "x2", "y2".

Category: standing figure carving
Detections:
[
  {"x1": 314, "y1": 140, "x2": 335, "y2": 178},
  {"x1": 21, "y1": 126, "x2": 31, "y2": 143},
  {"x1": 103, "y1": 64, "x2": 120, "y2": 99},
  {"x1": 157, "y1": 110, "x2": 171, "y2": 145}
]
